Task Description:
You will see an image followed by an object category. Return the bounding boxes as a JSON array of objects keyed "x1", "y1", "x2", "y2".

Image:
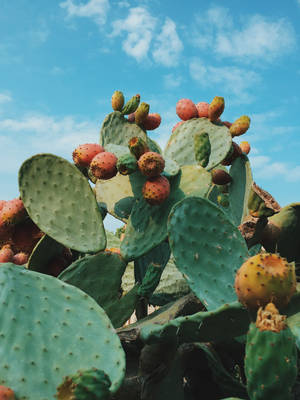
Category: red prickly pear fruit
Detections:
[
  {"x1": 127, "y1": 113, "x2": 135, "y2": 122},
  {"x1": 0, "y1": 200, "x2": 6, "y2": 212},
  {"x1": 0, "y1": 244, "x2": 14, "y2": 263},
  {"x1": 222, "y1": 121, "x2": 232, "y2": 128},
  {"x1": 90, "y1": 151, "x2": 118, "y2": 180},
  {"x1": 134, "y1": 102, "x2": 150, "y2": 126},
  {"x1": 0, "y1": 198, "x2": 27, "y2": 226},
  {"x1": 142, "y1": 175, "x2": 170, "y2": 205},
  {"x1": 0, "y1": 386, "x2": 15, "y2": 399},
  {"x1": 12, "y1": 218, "x2": 44, "y2": 253},
  {"x1": 12, "y1": 252, "x2": 29, "y2": 265},
  {"x1": 234, "y1": 253, "x2": 296, "y2": 310},
  {"x1": 240, "y1": 141, "x2": 251, "y2": 155},
  {"x1": 211, "y1": 169, "x2": 232, "y2": 185},
  {"x1": 172, "y1": 121, "x2": 184, "y2": 133},
  {"x1": 138, "y1": 152, "x2": 165, "y2": 178},
  {"x1": 221, "y1": 141, "x2": 242, "y2": 166},
  {"x1": 176, "y1": 99, "x2": 198, "y2": 121},
  {"x1": 195, "y1": 102, "x2": 209, "y2": 118},
  {"x1": 111, "y1": 90, "x2": 124, "y2": 111},
  {"x1": 208, "y1": 96, "x2": 225, "y2": 122},
  {"x1": 72, "y1": 143, "x2": 104, "y2": 168},
  {"x1": 128, "y1": 137, "x2": 149, "y2": 160},
  {"x1": 141, "y1": 113, "x2": 161, "y2": 130},
  {"x1": 230, "y1": 115, "x2": 250, "y2": 137}
]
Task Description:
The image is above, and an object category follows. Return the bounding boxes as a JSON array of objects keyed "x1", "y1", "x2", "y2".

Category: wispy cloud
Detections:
[
  {"x1": 111, "y1": 7, "x2": 157, "y2": 61},
  {"x1": 163, "y1": 73, "x2": 183, "y2": 89},
  {"x1": 60, "y1": 0, "x2": 109, "y2": 25},
  {"x1": 0, "y1": 93, "x2": 12, "y2": 104},
  {"x1": 189, "y1": 59, "x2": 261, "y2": 103},
  {"x1": 152, "y1": 18, "x2": 183, "y2": 67},
  {"x1": 250, "y1": 154, "x2": 300, "y2": 182},
  {"x1": 191, "y1": 6, "x2": 296, "y2": 62},
  {"x1": 28, "y1": 20, "x2": 50, "y2": 46}
]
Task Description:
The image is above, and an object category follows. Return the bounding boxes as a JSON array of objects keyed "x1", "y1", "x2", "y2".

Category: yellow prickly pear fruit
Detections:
[
  {"x1": 121, "y1": 94, "x2": 140, "y2": 115},
  {"x1": 134, "y1": 102, "x2": 150, "y2": 126},
  {"x1": 230, "y1": 115, "x2": 250, "y2": 137},
  {"x1": 208, "y1": 96, "x2": 225, "y2": 122},
  {"x1": 239, "y1": 141, "x2": 250, "y2": 154},
  {"x1": 111, "y1": 90, "x2": 124, "y2": 111},
  {"x1": 234, "y1": 253, "x2": 296, "y2": 310}
]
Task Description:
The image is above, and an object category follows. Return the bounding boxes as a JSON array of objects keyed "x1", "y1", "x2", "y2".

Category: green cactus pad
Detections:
[
  {"x1": 228, "y1": 154, "x2": 253, "y2": 226},
  {"x1": 167, "y1": 197, "x2": 249, "y2": 310},
  {"x1": 0, "y1": 264, "x2": 125, "y2": 399},
  {"x1": 287, "y1": 312, "x2": 300, "y2": 350},
  {"x1": 95, "y1": 173, "x2": 134, "y2": 222},
  {"x1": 27, "y1": 234, "x2": 65, "y2": 273},
  {"x1": 18, "y1": 154, "x2": 106, "y2": 253},
  {"x1": 179, "y1": 165, "x2": 212, "y2": 197},
  {"x1": 120, "y1": 185, "x2": 185, "y2": 261},
  {"x1": 147, "y1": 136, "x2": 162, "y2": 154},
  {"x1": 114, "y1": 196, "x2": 135, "y2": 220},
  {"x1": 100, "y1": 111, "x2": 147, "y2": 147},
  {"x1": 164, "y1": 118, "x2": 232, "y2": 170},
  {"x1": 140, "y1": 301, "x2": 251, "y2": 345},
  {"x1": 194, "y1": 131, "x2": 211, "y2": 167},
  {"x1": 104, "y1": 143, "x2": 130, "y2": 159}
]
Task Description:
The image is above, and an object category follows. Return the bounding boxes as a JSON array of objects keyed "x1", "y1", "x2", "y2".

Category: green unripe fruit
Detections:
[
  {"x1": 128, "y1": 136, "x2": 149, "y2": 159},
  {"x1": 194, "y1": 131, "x2": 211, "y2": 167},
  {"x1": 111, "y1": 90, "x2": 124, "y2": 111},
  {"x1": 116, "y1": 153, "x2": 138, "y2": 175},
  {"x1": 121, "y1": 94, "x2": 140, "y2": 115},
  {"x1": 134, "y1": 102, "x2": 150, "y2": 126},
  {"x1": 245, "y1": 303, "x2": 297, "y2": 400}
]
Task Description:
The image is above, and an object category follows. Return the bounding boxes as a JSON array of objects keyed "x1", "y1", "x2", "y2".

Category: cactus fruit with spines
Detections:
[{"x1": 2, "y1": 89, "x2": 300, "y2": 399}]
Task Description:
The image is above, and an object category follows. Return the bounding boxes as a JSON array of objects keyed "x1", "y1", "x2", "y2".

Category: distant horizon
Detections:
[{"x1": 1, "y1": 0, "x2": 300, "y2": 231}]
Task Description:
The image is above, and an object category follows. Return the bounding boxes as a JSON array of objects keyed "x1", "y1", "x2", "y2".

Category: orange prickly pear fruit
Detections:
[
  {"x1": 230, "y1": 115, "x2": 250, "y2": 137},
  {"x1": 72, "y1": 143, "x2": 104, "y2": 168},
  {"x1": 208, "y1": 96, "x2": 225, "y2": 122},
  {"x1": 0, "y1": 386, "x2": 15, "y2": 400},
  {"x1": 141, "y1": 113, "x2": 161, "y2": 130},
  {"x1": 195, "y1": 102, "x2": 209, "y2": 118},
  {"x1": 138, "y1": 152, "x2": 165, "y2": 178},
  {"x1": 111, "y1": 90, "x2": 125, "y2": 111},
  {"x1": 239, "y1": 141, "x2": 250, "y2": 154},
  {"x1": 142, "y1": 175, "x2": 170, "y2": 205},
  {"x1": 176, "y1": 99, "x2": 198, "y2": 121},
  {"x1": 128, "y1": 137, "x2": 149, "y2": 160},
  {"x1": 12, "y1": 251, "x2": 29, "y2": 265},
  {"x1": 234, "y1": 253, "x2": 296, "y2": 310},
  {"x1": 90, "y1": 152, "x2": 118, "y2": 180},
  {"x1": 134, "y1": 102, "x2": 150, "y2": 126},
  {"x1": 0, "y1": 244, "x2": 14, "y2": 263},
  {"x1": 0, "y1": 198, "x2": 27, "y2": 226}
]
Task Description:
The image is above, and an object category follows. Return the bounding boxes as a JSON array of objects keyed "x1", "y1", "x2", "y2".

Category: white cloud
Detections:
[
  {"x1": 152, "y1": 18, "x2": 183, "y2": 67},
  {"x1": 28, "y1": 20, "x2": 50, "y2": 45},
  {"x1": 60, "y1": 0, "x2": 109, "y2": 25},
  {"x1": 163, "y1": 73, "x2": 182, "y2": 89},
  {"x1": 0, "y1": 93, "x2": 12, "y2": 104},
  {"x1": 111, "y1": 7, "x2": 157, "y2": 61},
  {"x1": 192, "y1": 7, "x2": 296, "y2": 62},
  {"x1": 189, "y1": 59, "x2": 261, "y2": 103},
  {"x1": 0, "y1": 114, "x2": 100, "y2": 174},
  {"x1": 250, "y1": 154, "x2": 300, "y2": 182}
]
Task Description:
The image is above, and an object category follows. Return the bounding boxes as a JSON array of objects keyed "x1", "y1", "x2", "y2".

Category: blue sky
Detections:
[{"x1": 1, "y1": 0, "x2": 300, "y2": 231}]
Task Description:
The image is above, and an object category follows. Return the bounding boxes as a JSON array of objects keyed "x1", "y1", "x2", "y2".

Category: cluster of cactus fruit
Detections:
[{"x1": 0, "y1": 90, "x2": 300, "y2": 400}]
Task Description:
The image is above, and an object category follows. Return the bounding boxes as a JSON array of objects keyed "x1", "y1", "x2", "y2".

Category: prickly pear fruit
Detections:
[
  {"x1": 208, "y1": 96, "x2": 225, "y2": 122},
  {"x1": 234, "y1": 253, "x2": 296, "y2": 310},
  {"x1": 142, "y1": 175, "x2": 170, "y2": 205},
  {"x1": 90, "y1": 152, "x2": 118, "y2": 180},
  {"x1": 0, "y1": 385, "x2": 15, "y2": 400},
  {"x1": 239, "y1": 141, "x2": 250, "y2": 154},
  {"x1": 12, "y1": 252, "x2": 29, "y2": 265},
  {"x1": 56, "y1": 368, "x2": 111, "y2": 400},
  {"x1": 128, "y1": 137, "x2": 149, "y2": 160},
  {"x1": 195, "y1": 101, "x2": 209, "y2": 118},
  {"x1": 117, "y1": 153, "x2": 138, "y2": 175},
  {"x1": 72, "y1": 143, "x2": 104, "y2": 168},
  {"x1": 134, "y1": 102, "x2": 150, "y2": 126},
  {"x1": 221, "y1": 141, "x2": 242, "y2": 166},
  {"x1": 211, "y1": 169, "x2": 232, "y2": 185},
  {"x1": 121, "y1": 94, "x2": 140, "y2": 115},
  {"x1": 0, "y1": 244, "x2": 14, "y2": 263},
  {"x1": 230, "y1": 115, "x2": 250, "y2": 137},
  {"x1": 172, "y1": 121, "x2": 184, "y2": 133},
  {"x1": 111, "y1": 90, "x2": 124, "y2": 111},
  {"x1": 138, "y1": 152, "x2": 165, "y2": 178},
  {"x1": 0, "y1": 198, "x2": 27, "y2": 226},
  {"x1": 176, "y1": 99, "x2": 198, "y2": 121},
  {"x1": 141, "y1": 113, "x2": 161, "y2": 130},
  {"x1": 0, "y1": 200, "x2": 6, "y2": 212},
  {"x1": 245, "y1": 303, "x2": 298, "y2": 400}
]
